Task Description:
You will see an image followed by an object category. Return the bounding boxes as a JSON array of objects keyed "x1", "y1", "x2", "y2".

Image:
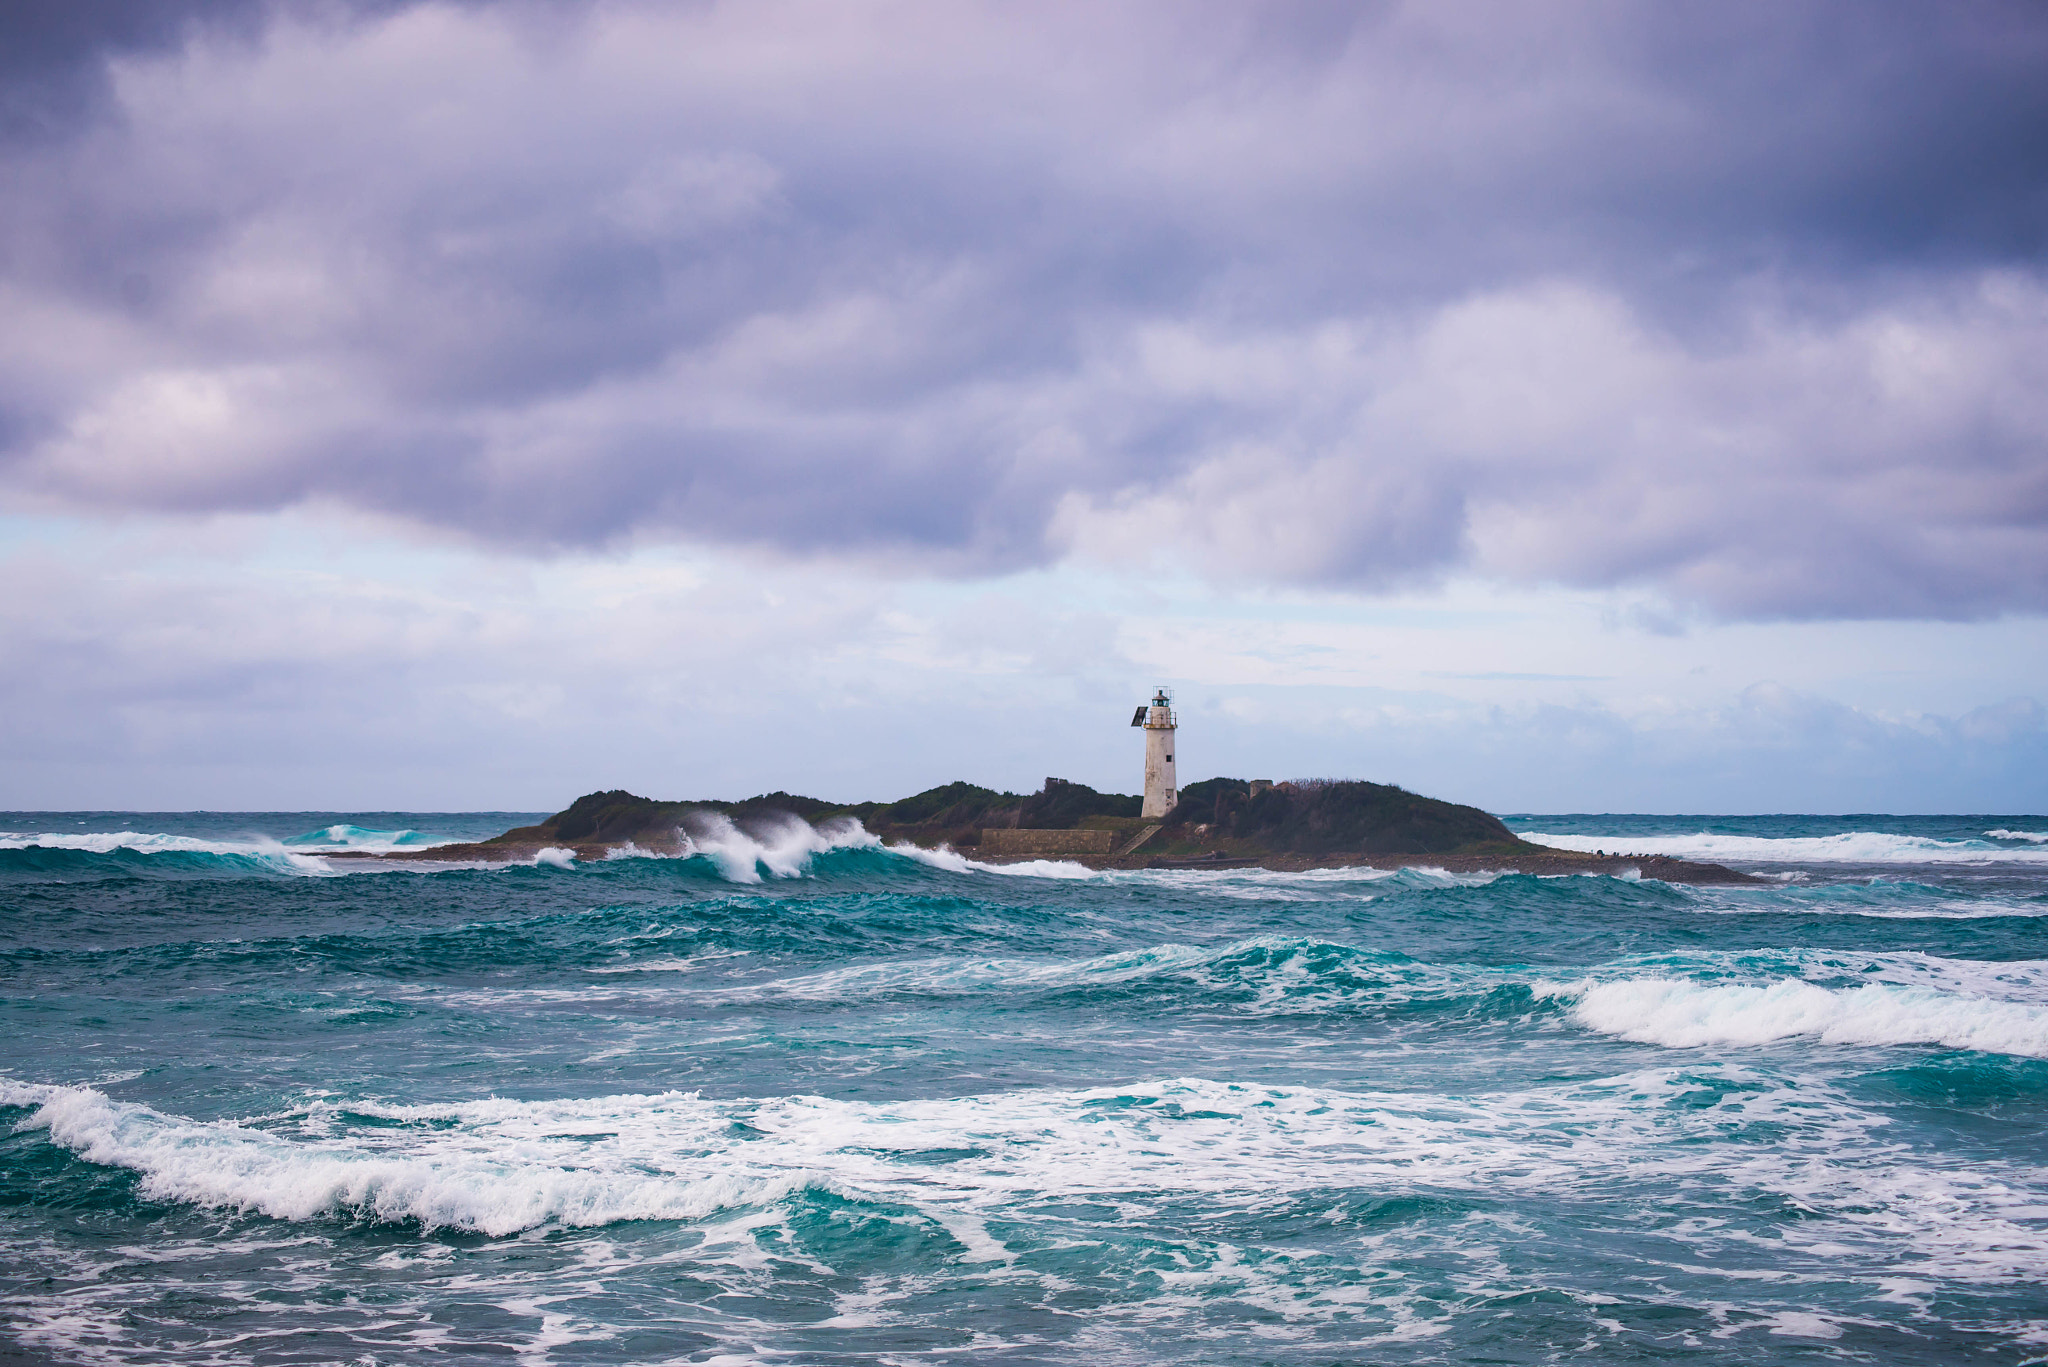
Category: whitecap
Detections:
[
  {"x1": 282, "y1": 824, "x2": 449, "y2": 852},
  {"x1": 670, "y1": 812, "x2": 880, "y2": 882},
  {"x1": 1550, "y1": 976, "x2": 2048, "y2": 1057},
  {"x1": 882, "y1": 845, "x2": 1470, "y2": 892},
  {"x1": 0, "y1": 829, "x2": 338, "y2": 875},
  {"x1": 0, "y1": 1080, "x2": 789, "y2": 1237},
  {"x1": 6, "y1": 1070, "x2": 2044, "y2": 1281},
  {"x1": 1520, "y1": 829, "x2": 2048, "y2": 865},
  {"x1": 884, "y1": 842, "x2": 1097, "y2": 879}
]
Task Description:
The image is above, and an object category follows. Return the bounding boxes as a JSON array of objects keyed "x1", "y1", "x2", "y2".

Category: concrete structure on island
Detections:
[
  {"x1": 979, "y1": 828, "x2": 1116, "y2": 858},
  {"x1": 1132, "y1": 687, "x2": 1179, "y2": 818}
]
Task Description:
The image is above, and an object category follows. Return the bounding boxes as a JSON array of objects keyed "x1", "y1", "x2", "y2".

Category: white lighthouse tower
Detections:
[{"x1": 1131, "y1": 687, "x2": 1179, "y2": 818}]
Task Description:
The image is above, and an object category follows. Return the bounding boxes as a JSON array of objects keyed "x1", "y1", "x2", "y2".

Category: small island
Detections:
[{"x1": 346, "y1": 776, "x2": 1758, "y2": 885}]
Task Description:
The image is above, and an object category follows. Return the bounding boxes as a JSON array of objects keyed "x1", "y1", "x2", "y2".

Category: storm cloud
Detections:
[{"x1": 2, "y1": 0, "x2": 2044, "y2": 618}]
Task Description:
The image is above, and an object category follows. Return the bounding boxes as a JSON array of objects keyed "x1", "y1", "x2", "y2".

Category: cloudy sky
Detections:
[{"x1": 3, "y1": 0, "x2": 2045, "y2": 812}]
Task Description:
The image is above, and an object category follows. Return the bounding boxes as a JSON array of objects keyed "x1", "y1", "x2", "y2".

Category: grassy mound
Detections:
[
  {"x1": 488, "y1": 775, "x2": 1524, "y2": 859},
  {"x1": 1163, "y1": 778, "x2": 1526, "y2": 856}
]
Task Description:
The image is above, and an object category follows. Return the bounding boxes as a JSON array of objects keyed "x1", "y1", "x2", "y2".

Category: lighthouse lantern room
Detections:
[{"x1": 1131, "y1": 687, "x2": 1178, "y2": 818}]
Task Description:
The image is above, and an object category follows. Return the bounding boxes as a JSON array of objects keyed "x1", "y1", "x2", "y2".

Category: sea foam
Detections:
[
  {"x1": 0, "y1": 830, "x2": 337, "y2": 875},
  {"x1": 0, "y1": 1080, "x2": 788, "y2": 1237},
  {"x1": 885, "y1": 841, "x2": 1098, "y2": 879},
  {"x1": 282, "y1": 824, "x2": 446, "y2": 851},
  {"x1": 6, "y1": 1071, "x2": 2043, "y2": 1280},
  {"x1": 668, "y1": 812, "x2": 879, "y2": 882},
  {"x1": 1554, "y1": 977, "x2": 2048, "y2": 1057},
  {"x1": 1521, "y1": 830, "x2": 2048, "y2": 864}
]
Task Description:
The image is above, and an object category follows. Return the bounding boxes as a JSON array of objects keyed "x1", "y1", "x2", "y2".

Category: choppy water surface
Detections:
[{"x1": 3, "y1": 810, "x2": 2046, "y2": 1364}]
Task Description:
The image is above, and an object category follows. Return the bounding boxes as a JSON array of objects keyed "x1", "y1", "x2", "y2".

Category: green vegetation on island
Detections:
[
  {"x1": 376, "y1": 775, "x2": 1752, "y2": 882},
  {"x1": 1159, "y1": 777, "x2": 1524, "y2": 856},
  {"x1": 481, "y1": 777, "x2": 1139, "y2": 852},
  {"x1": 452, "y1": 776, "x2": 1575, "y2": 861}
]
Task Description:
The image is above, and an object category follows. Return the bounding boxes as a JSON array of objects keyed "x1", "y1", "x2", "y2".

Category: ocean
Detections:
[{"x1": 2, "y1": 809, "x2": 2045, "y2": 1365}]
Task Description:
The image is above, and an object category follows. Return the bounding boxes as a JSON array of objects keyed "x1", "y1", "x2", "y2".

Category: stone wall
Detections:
[{"x1": 978, "y1": 828, "x2": 1116, "y2": 857}]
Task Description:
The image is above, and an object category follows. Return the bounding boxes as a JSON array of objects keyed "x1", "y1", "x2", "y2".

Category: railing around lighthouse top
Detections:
[{"x1": 1140, "y1": 687, "x2": 1176, "y2": 728}]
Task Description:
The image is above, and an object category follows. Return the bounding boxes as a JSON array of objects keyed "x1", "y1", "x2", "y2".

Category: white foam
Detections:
[
  {"x1": 1568, "y1": 948, "x2": 2048, "y2": 1003},
  {"x1": 1986, "y1": 828, "x2": 2048, "y2": 843},
  {"x1": 1824, "y1": 951, "x2": 2048, "y2": 999},
  {"x1": 0, "y1": 1080, "x2": 792, "y2": 1237},
  {"x1": 602, "y1": 839, "x2": 676, "y2": 860},
  {"x1": 1761, "y1": 1311, "x2": 1844, "y2": 1339},
  {"x1": 643, "y1": 941, "x2": 1233, "y2": 1003},
  {"x1": 0, "y1": 826, "x2": 465, "y2": 860},
  {"x1": 883, "y1": 843, "x2": 1453, "y2": 891},
  {"x1": 1122, "y1": 863, "x2": 1461, "y2": 890},
  {"x1": 1520, "y1": 829, "x2": 2048, "y2": 865},
  {"x1": 1554, "y1": 976, "x2": 2048, "y2": 1057},
  {"x1": 0, "y1": 829, "x2": 337, "y2": 874},
  {"x1": 883, "y1": 841, "x2": 1098, "y2": 879},
  {"x1": 2, "y1": 829, "x2": 269, "y2": 857},
  {"x1": 404, "y1": 940, "x2": 2048, "y2": 1041},
  {"x1": 678, "y1": 813, "x2": 880, "y2": 882},
  {"x1": 1689, "y1": 896, "x2": 2048, "y2": 920},
  {"x1": 0, "y1": 818, "x2": 885, "y2": 883},
  {"x1": 283, "y1": 824, "x2": 450, "y2": 853},
  {"x1": 388, "y1": 935, "x2": 1477, "y2": 1015},
  {"x1": 7, "y1": 1070, "x2": 2044, "y2": 1280}
]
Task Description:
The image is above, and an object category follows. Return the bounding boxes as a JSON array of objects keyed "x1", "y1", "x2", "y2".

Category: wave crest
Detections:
[
  {"x1": 5, "y1": 1069, "x2": 2042, "y2": 1280},
  {"x1": 1521, "y1": 829, "x2": 2048, "y2": 865},
  {"x1": 282, "y1": 824, "x2": 445, "y2": 851},
  {"x1": 1551, "y1": 976, "x2": 2048, "y2": 1057}
]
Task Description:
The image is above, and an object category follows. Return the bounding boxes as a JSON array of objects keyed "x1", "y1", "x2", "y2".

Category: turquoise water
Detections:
[{"x1": 3, "y1": 810, "x2": 2046, "y2": 1364}]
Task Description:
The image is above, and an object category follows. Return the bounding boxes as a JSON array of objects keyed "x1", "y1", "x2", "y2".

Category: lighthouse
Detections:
[{"x1": 1130, "y1": 687, "x2": 1179, "y2": 818}]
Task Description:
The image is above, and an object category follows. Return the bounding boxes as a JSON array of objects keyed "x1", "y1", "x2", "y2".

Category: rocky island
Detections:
[{"x1": 344, "y1": 777, "x2": 1759, "y2": 885}]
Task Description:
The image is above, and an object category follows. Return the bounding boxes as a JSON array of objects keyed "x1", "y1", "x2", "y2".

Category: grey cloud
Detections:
[
  {"x1": 1, "y1": 0, "x2": 2045, "y2": 617},
  {"x1": 1188, "y1": 680, "x2": 2048, "y2": 814},
  {"x1": 0, "y1": 0, "x2": 263, "y2": 138},
  {"x1": 6, "y1": 531, "x2": 2042, "y2": 812}
]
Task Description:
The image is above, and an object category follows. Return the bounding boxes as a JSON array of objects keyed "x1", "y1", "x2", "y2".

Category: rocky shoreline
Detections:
[
  {"x1": 327, "y1": 839, "x2": 678, "y2": 864},
  {"x1": 319, "y1": 785, "x2": 1764, "y2": 885},
  {"x1": 998, "y1": 847, "x2": 1760, "y2": 883},
  {"x1": 330, "y1": 838, "x2": 1760, "y2": 885}
]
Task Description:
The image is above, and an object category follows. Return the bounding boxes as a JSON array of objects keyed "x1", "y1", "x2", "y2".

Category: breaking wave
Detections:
[
  {"x1": 1521, "y1": 829, "x2": 2048, "y2": 865},
  {"x1": 885, "y1": 841, "x2": 1098, "y2": 879},
  {"x1": 282, "y1": 824, "x2": 446, "y2": 851},
  {"x1": 0, "y1": 829, "x2": 317, "y2": 859},
  {"x1": 0, "y1": 1080, "x2": 776, "y2": 1236},
  {"x1": 632, "y1": 812, "x2": 883, "y2": 882},
  {"x1": 415, "y1": 931, "x2": 2048, "y2": 1061},
  {"x1": 1548, "y1": 975, "x2": 2048, "y2": 1058},
  {"x1": 0, "y1": 833, "x2": 335, "y2": 877},
  {"x1": 8, "y1": 1068, "x2": 2036, "y2": 1271}
]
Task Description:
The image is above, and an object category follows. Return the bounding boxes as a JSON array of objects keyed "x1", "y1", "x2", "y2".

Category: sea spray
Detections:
[
  {"x1": 1521, "y1": 828, "x2": 2048, "y2": 864},
  {"x1": 4, "y1": 809, "x2": 2047, "y2": 1364},
  {"x1": 14, "y1": 1069, "x2": 2038, "y2": 1277},
  {"x1": 1555, "y1": 977, "x2": 2048, "y2": 1057}
]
